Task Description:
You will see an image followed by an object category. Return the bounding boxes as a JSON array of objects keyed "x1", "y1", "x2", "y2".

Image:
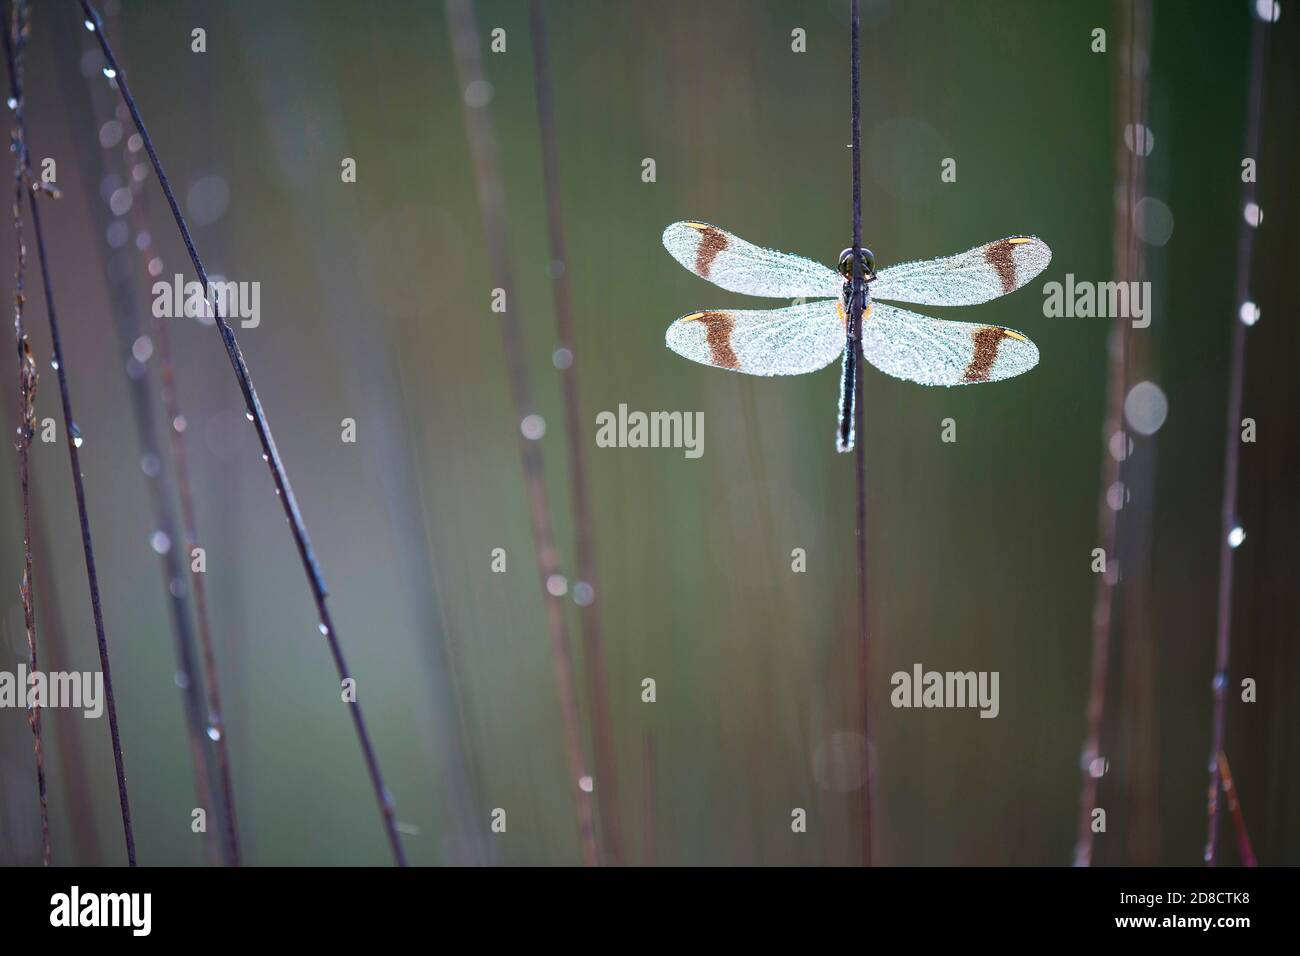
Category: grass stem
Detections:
[
  {"x1": 79, "y1": 0, "x2": 406, "y2": 865},
  {"x1": 528, "y1": 0, "x2": 622, "y2": 866},
  {"x1": 446, "y1": 0, "x2": 598, "y2": 866},
  {"x1": 1205, "y1": 6, "x2": 1270, "y2": 868},
  {"x1": 4, "y1": 0, "x2": 135, "y2": 865}
]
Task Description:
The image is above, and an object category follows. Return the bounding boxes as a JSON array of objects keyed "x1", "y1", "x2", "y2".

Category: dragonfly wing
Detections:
[
  {"x1": 663, "y1": 221, "x2": 843, "y2": 299},
  {"x1": 872, "y1": 236, "x2": 1051, "y2": 306},
  {"x1": 666, "y1": 300, "x2": 846, "y2": 376},
  {"x1": 861, "y1": 303, "x2": 1038, "y2": 386}
]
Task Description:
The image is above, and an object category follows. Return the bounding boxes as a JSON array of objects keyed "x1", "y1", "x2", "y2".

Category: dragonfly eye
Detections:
[{"x1": 837, "y1": 247, "x2": 877, "y2": 280}]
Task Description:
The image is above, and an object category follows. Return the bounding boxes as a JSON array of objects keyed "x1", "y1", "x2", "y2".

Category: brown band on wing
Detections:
[
  {"x1": 694, "y1": 227, "x2": 729, "y2": 278},
  {"x1": 696, "y1": 310, "x2": 740, "y2": 369},
  {"x1": 963, "y1": 326, "x2": 1005, "y2": 383},
  {"x1": 983, "y1": 239, "x2": 1018, "y2": 294}
]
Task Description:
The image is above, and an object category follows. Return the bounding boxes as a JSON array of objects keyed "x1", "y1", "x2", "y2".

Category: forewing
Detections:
[
  {"x1": 665, "y1": 300, "x2": 846, "y2": 376},
  {"x1": 872, "y1": 236, "x2": 1051, "y2": 306},
  {"x1": 662, "y1": 221, "x2": 843, "y2": 299},
  {"x1": 861, "y1": 303, "x2": 1038, "y2": 386}
]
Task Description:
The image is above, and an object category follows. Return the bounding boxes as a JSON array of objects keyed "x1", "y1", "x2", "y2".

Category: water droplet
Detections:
[
  {"x1": 245, "y1": 412, "x2": 255, "y2": 422},
  {"x1": 6, "y1": 97, "x2": 16, "y2": 111},
  {"x1": 1134, "y1": 196, "x2": 1174, "y2": 246},
  {"x1": 1106, "y1": 481, "x2": 1129, "y2": 511},
  {"x1": 578, "y1": 775, "x2": 593, "y2": 793},
  {"x1": 1255, "y1": 0, "x2": 1280, "y2": 23},
  {"x1": 140, "y1": 453, "x2": 160, "y2": 477},
  {"x1": 131, "y1": 335, "x2": 153, "y2": 363},
  {"x1": 1212, "y1": 672, "x2": 1229, "y2": 692},
  {"x1": 552, "y1": 346, "x2": 573, "y2": 370},
  {"x1": 1123, "y1": 380, "x2": 1168, "y2": 436},
  {"x1": 174, "y1": 670, "x2": 190, "y2": 690},
  {"x1": 521, "y1": 414, "x2": 546, "y2": 440},
  {"x1": 318, "y1": 622, "x2": 330, "y2": 636},
  {"x1": 206, "y1": 725, "x2": 222, "y2": 742},
  {"x1": 49, "y1": 358, "x2": 59, "y2": 371},
  {"x1": 573, "y1": 581, "x2": 595, "y2": 607},
  {"x1": 70, "y1": 423, "x2": 84, "y2": 448},
  {"x1": 173, "y1": 415, "x2": 187, "y2": 433},
  {"x1": 1244, "y1": 202, "x2": 1263, "y2": 228},
  {"x1": 1228, "y1": 525, "x2": 1246, "y2": 549},
  {"x1": 546, "y1": 573, "x2": 567, "y2": 597},
  {"x1": 1088, "y1": 757, "x2": 1107, "y2": 779},
  {"x1": 185, "y1": 175, "x2": 230, "y2": 226},
  {"x1": 463, "y1": 79, "x2": 494, "y2": 108},
  {"x1": 150, "y1": 530, "x2": 172, "y2": 555},
  {"x1": 98, "y1": 119, "x2": 122, "y2": 149},
  {"x1": 1123, "y1": 123, "x2": 1154, "y2": 157},
  {"x1": 109, "y1": 186, "x2": 132, "y2": 216},
  {"x1": 102, "y1": 67, "x2": 117, "y2": 80},
  {"x1": 83, "y1": 18, "x2": 96, "y2": 31},
  {"x1": 1239, "y1": 301, "x2": 1260, "y2": 326}
]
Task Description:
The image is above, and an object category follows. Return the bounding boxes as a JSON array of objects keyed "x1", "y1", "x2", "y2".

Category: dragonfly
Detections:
[{"x1": 662, "y1": 221, "x2": 1051, "y2": 452}]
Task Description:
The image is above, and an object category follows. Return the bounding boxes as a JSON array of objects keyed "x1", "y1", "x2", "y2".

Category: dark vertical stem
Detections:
[
  {"x1": 68, "y1": 72, "x2": 227, "y2": 866},
  {"x1": 9, "y1": 0, "x2": 47, "y2": 861},
  {"x1": 78, "y1": 0, "x2": 406, "y2": 866},
  {"x1": 56, "y1": 3, "x2": 235, "y2": 863},
  {"x1": 849, "y1": 0, "x2": 872, "y2": 868},
  {"x1": 153, "y1": 291, "x2": 242, "y2": 865},
  {"x1": 1215, "y1": 751, "x2": 1256, "y2": 867},
  {"x1": 445, "y1": 0, "x2": 598, "y2": 866},
  {"x1": 96, "y1": 0, "x2": 242, "y2": 867},
  {"x1": 3, "y1": 0, "x2": 135, "y2": 865},
  {"x1": 1205, "y1": 8, "x2": 1270, "y2": 867},
  {"x1": 31, "y1": 497, "x2": 101, "y2": 863},
  {"x1": 528, "y1": 0, "x2": 622, "y2": 866},
  {"x1": 1074, "y1": 0, "x2": 1147, "y2": 868}
]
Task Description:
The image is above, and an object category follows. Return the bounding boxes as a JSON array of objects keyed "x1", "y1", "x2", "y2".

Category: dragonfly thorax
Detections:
[{"x1": 837, "y1": 246, "x2": 877, "y2": 283}]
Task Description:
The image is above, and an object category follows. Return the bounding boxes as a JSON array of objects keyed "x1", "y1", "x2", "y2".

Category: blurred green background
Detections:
[{"x1": 0, "y1": 0, "x2": 1295, "y2": 866}]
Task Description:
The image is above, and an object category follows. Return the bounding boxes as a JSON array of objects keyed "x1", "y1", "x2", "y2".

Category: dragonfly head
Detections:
[{"x1": 837, "y1": 247, "x2": 876, "y2": 283}]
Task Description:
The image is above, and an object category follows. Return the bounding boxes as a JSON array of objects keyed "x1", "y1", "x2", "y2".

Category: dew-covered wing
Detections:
[
  {"x1": 871, "y1": 236, "x2": 1051, "y2": 306},
  {"x1": 665, "y1": 300, "x2": 846, "y2": 376},
  {"x1": 662, "y1": 220, "x2": 843, "y2": 299},
  {"x1": 860, "y1": 303, "x2": 1039, "y2": 386}
]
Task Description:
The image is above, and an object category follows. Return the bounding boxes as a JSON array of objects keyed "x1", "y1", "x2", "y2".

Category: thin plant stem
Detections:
[
  {"x1": 848, "y1": 0, "x2": 873, "y2": 869},
  {"x1": 52, "y1": 11, "x2": 236, "y2": 865},
  {"x1": 8, "y1": 0, "x2": 46, "y2": 864},
  {"x1": 61, "y1": 83, "x2": 230, "y2": 865},
  {"x1": 3, "y1": 0, "x2": 135, "y2": 865},
  {"x1": 528, "y1": 0, "x2": 622, "y2": 866},
  {"x1": 91, "y1": 0, "x2": 242, "y2": 866},
  {"x1": 30, "y1": 495, "x2": 101, "y2": 863},
  {"x1": 1215, "y1": 751, "x2": 1256, "y2": 867},
  {"x1": 1074, "y1": 0, "x2": 1148, "y2": 868},
  {"x1": 151, "y1": 272, "x2": 242, "y2": 866},
  {"x1": 1205, "y1": 6, "x2": 1270, "y2": 868},
  {"x1": 445, "y1": 0, "x2": 598, "y2": 866},
  {"x1": 79, "y1": 0, "x2": 406, "y2": 866}
]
